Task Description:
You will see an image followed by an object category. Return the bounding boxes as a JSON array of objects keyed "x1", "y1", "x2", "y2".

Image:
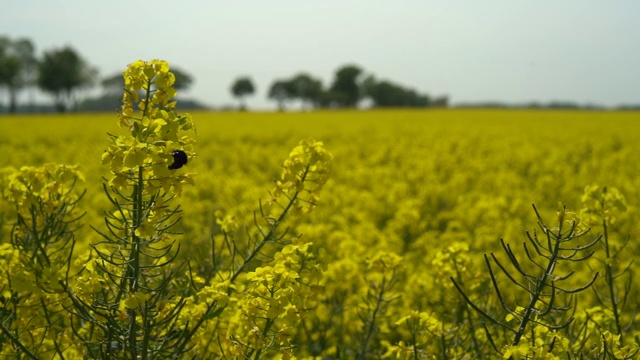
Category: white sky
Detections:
[{"x1": 2, "y1": 0, "x2": 639, "y2": 109}]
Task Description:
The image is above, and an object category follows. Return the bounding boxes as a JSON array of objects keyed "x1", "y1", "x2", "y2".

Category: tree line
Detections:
[
  {"x1": 0, "y1": 36, "x2": 446, "y2": 113},
  {"x1": 231, "y1": 65, "x2": 448, "y2": 111},
  {"x1": 0, "y1": 37, "x2": 97, "y2": 113},
  {"x1": 2, "y1": 35, "x2": 636, "y2": 113}
]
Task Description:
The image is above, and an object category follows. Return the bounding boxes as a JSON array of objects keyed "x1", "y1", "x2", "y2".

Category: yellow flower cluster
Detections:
[
  {"x1": 4, "y1": 163, "x2": 84, "y2": 220},
  {"x1": 367, "y1": 250, "x2": 403, "y2": 273},
  {"x1": 3, "y1": 163, "x2": 84, "y2": 286},
  {"x1": 236, "y1": 240, "x2": 322, "y2": 355},
  {"x1": 272, "y1": 138, "x2": 333, "y2": 214},
  {"x1": 431, "y1": 241, "x2": 471, "y2": 288},
  {"x1": 102, "y1": 60, "x2": 195, "y2": 195},
  {"x1": 186, "y1": 238, "x2": 325, "y2": 358},
  {"x1": 596, "y1": 331, "x2": 639, "y2": 359},
  {"x1": 0, "y1": 164, "x2": 86, "y2": 358},
  {"x1": 72, "y1": 258, "x2": 104, "y2": 303},
  {"x1": 0, "y1": 243, "x2": 23, "y2": 297},
  {"x1": 501, "y1": 326, "x2": 570, "y2": 360},
  {"x1": 384, "y1": 310, "x2": 444, "y2": 358},
  {"x1": 121, "y1": 60, "x2": 177, "y2": 117},
  {"x1": 581, "y1": 184, "x2": 628, "y2": 226}
]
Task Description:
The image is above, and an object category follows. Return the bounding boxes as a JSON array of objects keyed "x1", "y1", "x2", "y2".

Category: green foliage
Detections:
[
  {"x1": 290, "y1": 73, "x2": 323, "y2": 107},
  {"x1": 329, "y1": 64, "x2": 363, "y2": 107},
  {"x1": 267, "y1": 79, "x2": 294, "y2": 110},
  {"x1": 581, "y1": 185, "x2": 635, "y2": 350},
  {"x1": 453, "y1": 204, "x2": 601, "y2": 357},
  {"x1": 0, "y1": 36, "x2": 36, "y2": 113},
  {"x1": 1, "y1": 164, "x2": 85, "y2": 358},
  {"x1": 37, "y1": 46, "x2": 97, "y2": 112},
  {"x1": 230, "y1": 76, "x2": 256, "y2": 110},
  {"x1": 268, "y1": 73, "x2": 324, "y2": 110},
  {"x1": 362, "y1": 75, "x2": 430, "y2": 107}
]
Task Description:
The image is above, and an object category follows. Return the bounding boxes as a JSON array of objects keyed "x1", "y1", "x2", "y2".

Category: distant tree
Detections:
[
  {"x1": 0, "y1": 38, "x2": 20, "y2": 112},
  {"x1": 405, "y1": 89, "x2": 430, "y2": 107},
  {"x1": 430, "y1": 95, "x2": 449, "y2": 107},
  {"x1": 170, "y1": 68, "x2": 194, "y2": 91},
  {"x1": 546, "y1": 101, "x2": 581, "y2": 109},
  {"x1": 363, "y1": 75, "x2": 430, "y2": 108},
  {"x1": 316, "y1": 90, "x2": 346, "y2": 109},
  {"x1": 267, "y1": 80, "x2": 294, "y2": 111},
  {"x1": 100, "y1": 73, "x2": 123, "y2": 95},
  {"x1": 230, "y1": 76, "x2": 255, "y2": 110},
  {"x1": 367, "y1": 81, "x2": 407, "y2": 107},
  {"x1": 37, "y1": 46, "x2": 97, "y2": 112},
  {"x1": 102, "y1": 66, "x2": 194, "y2": 95},
  {"x1": 329, "y1": 65, "x2": 363, "y2": 108},
  {"x1": 0, "y1": 37, "x2": 36, "y2": 113},
  {"x1": 289, "y1": 73, "x2": 323, "y2": 109},
  {"x1": 360, "y1": 75, "x2": 376, "y2": 98}
]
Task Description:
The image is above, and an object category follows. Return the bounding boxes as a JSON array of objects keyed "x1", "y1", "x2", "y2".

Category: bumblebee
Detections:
[{"x1": 168, "y1": 150, "x2": 188, "y2": 170}]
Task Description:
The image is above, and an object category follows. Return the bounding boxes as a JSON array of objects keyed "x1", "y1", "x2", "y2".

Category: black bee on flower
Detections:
[{"x1": 168, "y1": 150, "x2": 188, "y2": 170}]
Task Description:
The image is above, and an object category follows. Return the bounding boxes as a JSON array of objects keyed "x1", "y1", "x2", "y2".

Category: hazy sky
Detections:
[{"x1": 3, "y1": 0, "x2": 639, "y2": 109}]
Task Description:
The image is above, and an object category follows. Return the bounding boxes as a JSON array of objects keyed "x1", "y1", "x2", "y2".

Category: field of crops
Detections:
[{"x1": 2, "y1": 70, "x2": 640, "y2": 358}]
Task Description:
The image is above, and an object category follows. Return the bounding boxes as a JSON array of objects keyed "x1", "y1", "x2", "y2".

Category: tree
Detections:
[
  {"x1": 37, "y1": 46, "x2": 97, "y2": 112},
  {"x1": 230, "y1": 76, "x2": 255, "y2": 110},
  {"x1": 0, "y1": 37, "x2": 36, "y2": 113},
  {"x1": 267, "y1": 80, "x2": 294, "y2": 111},
  {"x1": 362, "y1": 75, "x2": 430, "y2": 108},
  {"x1": 267, "y1": 73, "x2": 324, "y2": 111},
  {"x1": 170, "y1": 67, "x2": 194, "y2": 91},
  {"x1": 430, "y1": 95, "x2": 449, "y2": 108},
  {"x1": 289, "y1": 73, "x2": 323, "y2": 109},
  {"x1": 329, "y1": 65, "x2": 363, "y2": 108}
]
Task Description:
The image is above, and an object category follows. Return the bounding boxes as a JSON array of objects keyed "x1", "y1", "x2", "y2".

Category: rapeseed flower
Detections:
[{"x1": 104, "y1": 59, "x2": 195, "y2": 196}]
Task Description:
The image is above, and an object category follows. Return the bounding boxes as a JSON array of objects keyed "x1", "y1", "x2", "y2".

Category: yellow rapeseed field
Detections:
[{"x1": 2, "y1": 98, "x2": 640, "y2": 357}]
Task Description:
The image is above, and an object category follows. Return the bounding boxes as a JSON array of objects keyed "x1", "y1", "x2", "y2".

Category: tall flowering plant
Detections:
[
  {"x1": 581, "y1": 185, "x2": 636, "y2": 356},
  {"x1": 70, "y1": 60, "x2": 199, "y2": 359},
  {"x1": 72, "y1": 60, "x2": 333, "y2": 359},
  {"x1": 1, "y1": 164, "x2": 85, "y2": 358},
  {"x1": 181, "y1": 138, "x2": 333, "y2": 357}
]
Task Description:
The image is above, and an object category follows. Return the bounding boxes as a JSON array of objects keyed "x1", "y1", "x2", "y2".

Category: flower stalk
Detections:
[{"x1": 451, "y1": 203, "x2": 601, "y2": 357}]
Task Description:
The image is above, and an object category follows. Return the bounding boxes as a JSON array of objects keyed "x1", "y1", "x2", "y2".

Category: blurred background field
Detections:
[
  {"x1": 2, "y1": 108, "x2": 639, "y2": 253},
  {"x1": 2, "y1": 108, "x2": 640, "y2": 356}
]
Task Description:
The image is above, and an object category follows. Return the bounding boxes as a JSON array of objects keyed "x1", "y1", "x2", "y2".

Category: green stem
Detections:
[
  {"x1": 40, "y1": 298, "x2": 66, "y2": 360},
  {"x1": 141, "y1": 79, "x2": 153, "y2": 118},
  {"x1": 512, "y1": 223, "x2": 563, "y2": 345},
  {"x1": 452, "y1": 258, "x2": 482, "y2": 354},
  {"x1": 141, "y1": 302, "x2": 151, "y2": 360},
  {"x1": 132, "y1": 165, "x2": 144, "y2": 293},
  {"x1": 602, "y1": 207, "x2": 623, "y2": 341},
  {"x1": 128, "y1": 165, "x2": 144, "y2": 359},
  {"x1": 357, "y1": 277, "x2": 387, "y2": 359},
  {"x1": 251, "y1": 317, "x2": 276, "y2": 360},
  {"x1": 0, "y1": 323, "x2": 39, "y2": 360},
  {"x1": 411, "y1": 330, "x2": 419, "y2": 360},
  {"x1": 229, "y1": 165, "x2": 309, "y2": 284}
]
